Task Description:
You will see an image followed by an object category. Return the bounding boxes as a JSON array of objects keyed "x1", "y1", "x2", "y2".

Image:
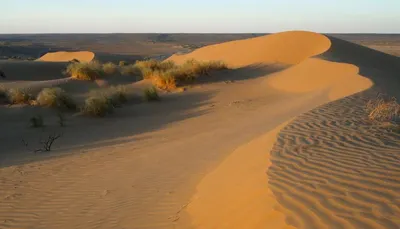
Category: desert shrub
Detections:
[
  {"x1": 143, "y1": 86, "x2": 160, "y2": 101},
  {"x1": 119, "y1": 65, "x2": 141, "y2": 77},
  {"x1": 133, "y1": 59, "x2": 228, "y2": 90},
  {"x1": 65, "y1": 61, "x2": 104, "y2": 80},
  {"x1": 119, "y1": 61, "x2": 128, "y2": 66},
  {"x1": 30, "y1": 115, "x2": 44, "y2": 128},
  {"x1": 134, "y1": 59, "x2": 176, "y2": 78},
  {"x1": 36, "y1": 87, "x2": 76, "y2": 110},
  {"x1": 366, "y1": 94, "x2": 400, "y2": 124},
  {"x1": 0, "y1": 87, "x2": 7, "y2": 98},
  {"x1": 7, "y1": 88, "x2": 33, "y2": 104},
  {"x1": 107, "y1": 86, "x2": 128, "y2": 107},
  {"x1": 81, "y1": 94, "x2": 114, "y2": 117},
  {"x1": 151, "y1": 71, "x2": 177, "y2": 90},
  {"x1": 102, "y1": 62, "x2": 119, "y2": 75}
]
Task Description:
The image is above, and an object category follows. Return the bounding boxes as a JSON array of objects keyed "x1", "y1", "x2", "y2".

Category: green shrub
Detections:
[
  {"x1": 143, "y1": 86, "x2": 160, "y2": 102},
  {"x1": 81, "y1": 94, "x2": 114, "y2": 117},
  {"x1": 65, "y1": 61, "x2": 104, "y2": 80},
  {"x1": 36, "y1": 87, "x2": 76, "y2": 110},
  {"x1": 102, "y1": 62, "x2": 119, "y2": 75},
  {"x1": 30, "y1": 115, "x2": 44, "y2": 128},
  {"x1": 7, "y1": 88, "x2": 33, "y2": 104}
]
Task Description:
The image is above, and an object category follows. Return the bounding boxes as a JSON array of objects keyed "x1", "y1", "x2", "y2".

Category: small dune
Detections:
[{"x1": 37, "y1": 51, "x2": 95, "y2": 62}]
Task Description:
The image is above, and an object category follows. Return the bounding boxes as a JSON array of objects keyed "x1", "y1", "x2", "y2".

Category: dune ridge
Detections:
[
  {"x1": 37, "y1": 51, "x2": 95, "y2": 62},
  {"x1": 168, "y1": 31, "x2": 331, "y2": 67},
  {"x1": 172, "y1": 31, "x2": 399, "y2": 229}
]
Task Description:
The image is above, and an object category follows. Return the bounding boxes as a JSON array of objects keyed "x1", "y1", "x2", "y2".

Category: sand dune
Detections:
[
  {"x1": 168, "y1": 31, "x2": 331, "y2": 67},
  {"x1": 0, "y1": 31, "x2": 399, "y2": 229},
  {"x1": 37, "y1": 51, "x2": 95, "y2": 62},
  {"x1": 168, "y1": 31, "x2": 399, "y2": 228}
]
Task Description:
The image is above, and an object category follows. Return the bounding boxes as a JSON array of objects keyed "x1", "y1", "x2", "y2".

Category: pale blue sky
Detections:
[{"x1": 1, "y1": 0, "x2": 399, "y2": 33}]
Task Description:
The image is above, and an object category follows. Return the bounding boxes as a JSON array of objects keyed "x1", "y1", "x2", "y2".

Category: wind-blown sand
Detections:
[
  {"x1": 0, "y1": 31, "x2": 399, "y2": 229},
  {"x1": 37, "y1": 51, "x2": 95, "y2": 62}
]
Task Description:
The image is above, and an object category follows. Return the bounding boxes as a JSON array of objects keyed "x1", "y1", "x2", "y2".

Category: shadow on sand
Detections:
[{"x1": 0, "y1": 64, "x2": 284, "y2": 168}]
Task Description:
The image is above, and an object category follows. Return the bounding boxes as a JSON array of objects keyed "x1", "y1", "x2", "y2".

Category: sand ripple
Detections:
[{"x1": 269, "y1": 91, "x2": 400, "y2": 229}]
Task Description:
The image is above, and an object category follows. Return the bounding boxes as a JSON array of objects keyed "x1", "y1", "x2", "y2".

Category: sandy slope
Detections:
[
  {"x1": 0, "y1": 31, "x2": 399, "y2": 229},
  {"x1": 37, "y1": 51, "x2": 95, "y2": 62}
]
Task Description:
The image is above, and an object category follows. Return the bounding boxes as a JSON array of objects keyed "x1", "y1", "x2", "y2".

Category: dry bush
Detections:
[
  {"x1": 81, "y1": 94, "x2": 114, "y2": 117},
  {"x1": 7, "y1": 88, "x2": 33, "y2": 104},
  {"x1": 143, "y1": 86, "x2": 160, "y2": 101},
  {"x1": 102, "y1": 62, "x2": 119, "y2": 75},
  {"x1": 65, "y1": 61, "x2": 104, "y2": 80},
  {"x1": 134, "y1": 59, "x2": 176, "y2": 78},
  {"x1": 36, "y1": 87, "x2": 76, "y2": 110},
  {"x1": 119, "y1": 65, "x2": 141, "y2": 77},
  {"x1": 119, "y1": 61, "x2": 128, "y2": 67},
  {"x1": 134, "y1": 59, "x2": 228, "y2": 90},
  {"x1": 366, "y1": 94, "x2": 400, "y2": 124},
  {"x1": 152, "y1": 72, "x2": 176, "y2": 91},
  {"x1": 106, "y1": 86, "x2": 128, "y2": 107},
  {"x1": 0, "y1": 87, "x2": 7, "y2": 103}
]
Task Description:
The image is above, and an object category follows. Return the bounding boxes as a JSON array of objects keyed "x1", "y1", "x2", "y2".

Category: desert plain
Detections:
[{"x1": 0, "y1": 31, "x2": 399, "y2": 229}]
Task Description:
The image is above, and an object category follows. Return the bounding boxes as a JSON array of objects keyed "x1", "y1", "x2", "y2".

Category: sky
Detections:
[{"x1": 1, "y1": 0, "x2": 399, "y2": 34}]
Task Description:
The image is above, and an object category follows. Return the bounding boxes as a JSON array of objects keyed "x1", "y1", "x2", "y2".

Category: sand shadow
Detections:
[{"x1": 0, "y1": 64, "x2": 284, "y2": 167}]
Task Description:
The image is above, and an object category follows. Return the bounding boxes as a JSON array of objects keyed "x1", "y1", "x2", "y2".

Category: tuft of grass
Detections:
[
  {"x1": 81, "y1": 95, "x2": 114, "y2": 117},
  {"x1": 132, "y1": 59, "x2": 228, "y2": 90},
  {"x1": 143, "y1": 86, "x2": 160, "y2": 102},
  {"x1": 36, "y1": 87, "x2": 76, "y2": 110},
  {"x1": 7, "y1": 88, "x2": 33, "y2": 104},
  {"x1": 366, "y1": 94, "x2": 400, "y2": 124},
  {"x1": 119, "y1": 64, "x2": 141, "y2": 77},
  {"x1": 30, "y1": 115, "x2": 44, "y2": 128},
  {"x1": 102, "y1": 62, "x2": 119, "y2": 75},
  {"x1": 107, "y1": 86, "x2": 128, "y2": 107},
  {"x1": 0, "y1": 87, "x2": 7, "y2": 102},
  {"x1": 119, "y1": 61, "x2": 128, "y2": 67},
  {"x1": 134, "y1": 59, "x2": 176, "y2": 78},
  {"x1": 65, "y1": 61, "x2": 104, "y2": 80},
  {"x1": 152, "y1": 71, "x2": 177, "y2": 90}
]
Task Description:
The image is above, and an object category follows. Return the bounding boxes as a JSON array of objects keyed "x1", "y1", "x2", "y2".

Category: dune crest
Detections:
[
  {"x1": 175, "y1": 30, "x2": 398, "y2": 229},
  {"x1": 167, "y1": 31, "x2": 331, "y2": 67},
  {"x1": 37, "y1": 51, "x2": 95, "y2": 62}
]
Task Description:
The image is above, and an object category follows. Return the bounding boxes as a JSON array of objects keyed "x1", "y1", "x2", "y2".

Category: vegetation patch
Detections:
[
  {"x1": 366, "y1": 94, "x2": 400, "y2": 124},
  {"x1": 81, "y1": 94, "x2": 114, "y2": 117},
  {"x1": 143, "y1": 86, "x2": 160, "y2": 102},
  {"x1": 7, "y1": 88, "x2": 33, "y2": 104},
  {"x1": 65, "y1": 61, "x2": 105, "y2": 80},
  {"x1": 102, "y1": 62, "x2": 119, "y2": 75},
  {"x1": 134, "y1": 59, "x2": 228, "y2": 90},
  {"x1": 36, "y1": 87, "x2": 76, "y2": 110}
]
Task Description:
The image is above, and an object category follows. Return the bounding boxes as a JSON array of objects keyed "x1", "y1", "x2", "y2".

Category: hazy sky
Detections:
[{"x1": 2, "y1": 0, "x2": 399, "y2": 33}]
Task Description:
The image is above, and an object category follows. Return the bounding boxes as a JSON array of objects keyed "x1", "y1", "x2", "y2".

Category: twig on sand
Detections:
[{"x1": 22, "y1": 132, "x2": 63, "y2": 153}]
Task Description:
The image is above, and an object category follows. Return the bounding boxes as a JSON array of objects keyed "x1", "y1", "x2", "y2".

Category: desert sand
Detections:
[
  {"x1": 0, "y1": 31, "x2": 399, "y2": 229},
  {"x1": 37, "y1": 51, "x2": 95, "y2": 62}
]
